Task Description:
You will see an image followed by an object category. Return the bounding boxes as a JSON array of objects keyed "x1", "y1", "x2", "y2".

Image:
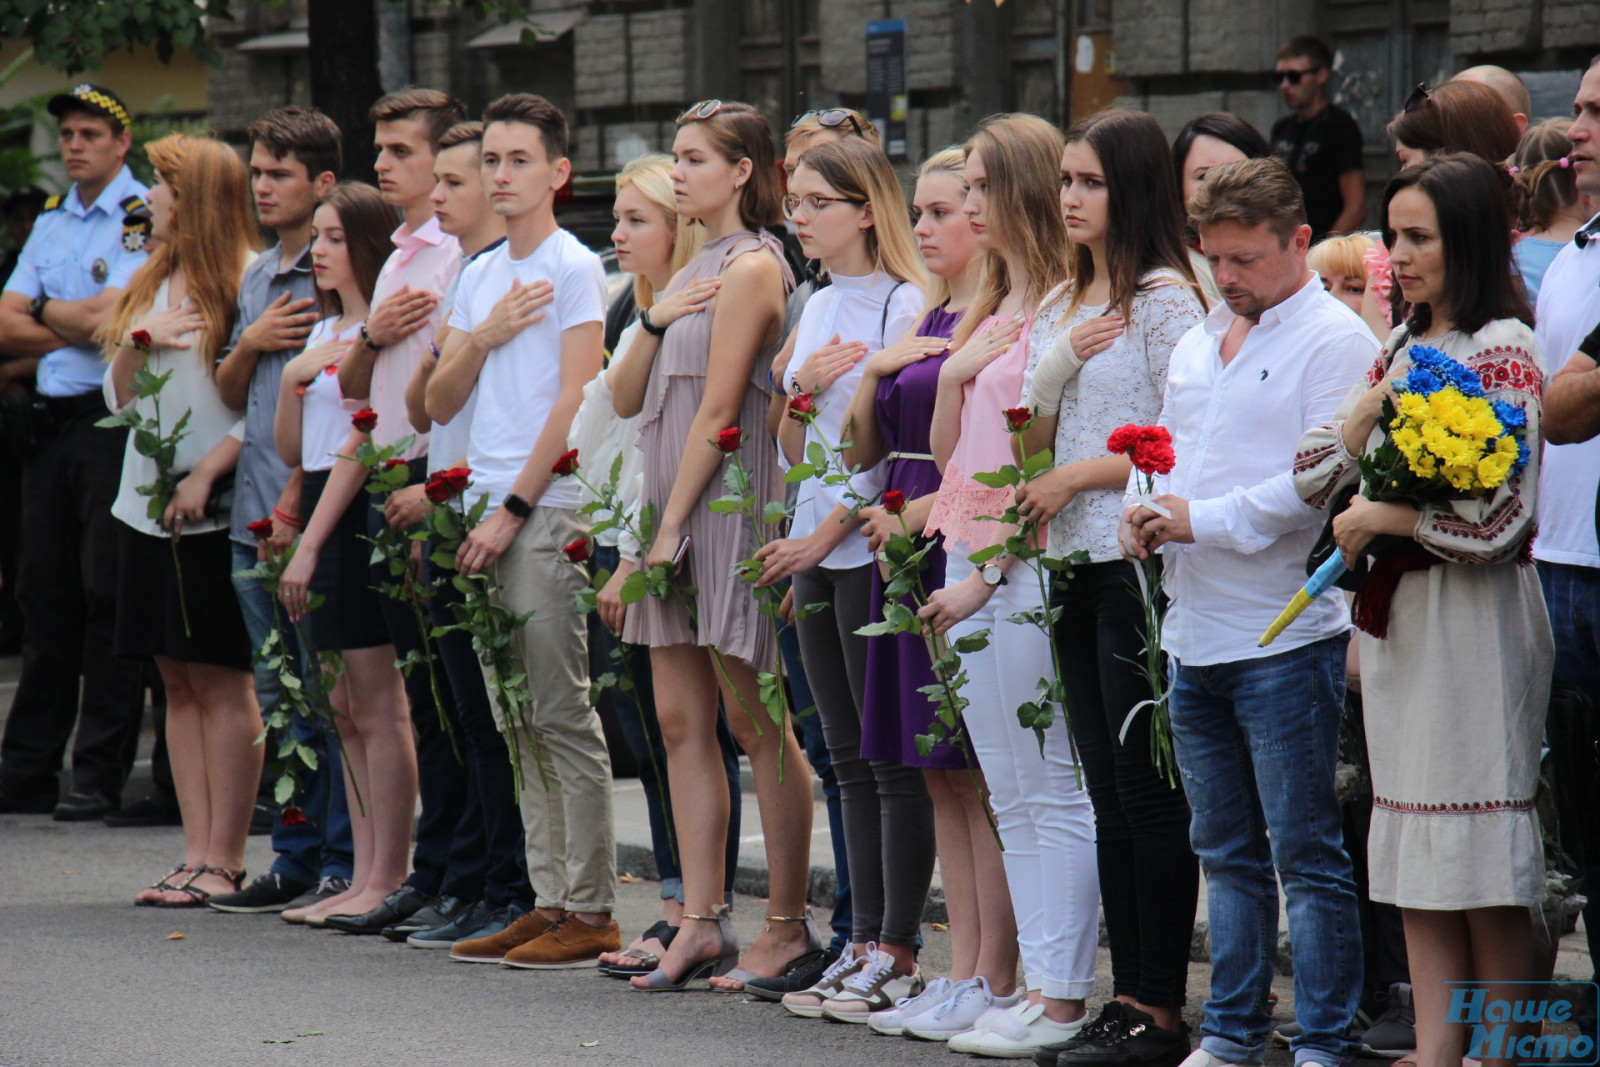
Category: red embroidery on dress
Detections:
[
  {"x1": 1470, "y1": 349, "x2": 1542, "y2": 399},
  {"x1": 1375, "y1": 795, "x2": 1534, "y2": 815},
  {"x1": 1294, "y1": 442, "x2": 1338, "y2": 475},
  {"x1": 1365, "y1": 353, "x2": 1390, "y2": 386},
  {"x1": 1425, "y1": 495, "x2": 1525, "y2": 562}
]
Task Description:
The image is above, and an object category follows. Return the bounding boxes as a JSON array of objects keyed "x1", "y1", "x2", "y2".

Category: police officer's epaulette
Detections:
[
  {"x1": 121, "y1": 195, "x2": 151, "y2": 254},
  {"x1": 42, "y1": 194, "x2": 62, "y2": 212}
]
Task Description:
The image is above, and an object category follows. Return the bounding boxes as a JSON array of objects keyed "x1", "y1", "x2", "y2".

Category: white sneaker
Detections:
[
  {"x1": 902, "y1": 976, "x2": 1023, "y2": 1041},
  {"x1": 781, "y1": 945, "x2": 864, "y2": 1018},
  {"x1": 948, "y1": 1002, "x2": 1089, "y2": 1058},
  {"x1": 867, "y1": 975, "x2": 955, "y2": 1035},
  {"x1": 822, "y1": 949, "x2": 924, "y2": 1023},
  {"x1": 1176, "y1": 1050, "x2": 1248, "y2": 1067}
]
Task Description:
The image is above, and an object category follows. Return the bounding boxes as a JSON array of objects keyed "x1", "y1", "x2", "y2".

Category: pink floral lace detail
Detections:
[{"x1": 924, "y1": 458, "x2": 1040, "y2": 553}]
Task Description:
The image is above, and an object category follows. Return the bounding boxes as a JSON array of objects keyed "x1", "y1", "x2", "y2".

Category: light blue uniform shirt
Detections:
[{"x1": 3, "y1": 165, "x2": 149, "y2": 397}]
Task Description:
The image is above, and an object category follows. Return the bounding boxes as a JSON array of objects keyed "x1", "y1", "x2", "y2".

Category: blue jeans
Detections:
[
  {"x1": 230, "y1": 543, "x2": 353, "y2": 884},
  {"x1": 1171, "y1": 635, "x2": 1361, "y2": 1067}
]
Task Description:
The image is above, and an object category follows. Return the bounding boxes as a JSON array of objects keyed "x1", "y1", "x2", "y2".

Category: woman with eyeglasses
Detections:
[{"x1": 611, "y1": 100, "x2": 816, "y2": 993}]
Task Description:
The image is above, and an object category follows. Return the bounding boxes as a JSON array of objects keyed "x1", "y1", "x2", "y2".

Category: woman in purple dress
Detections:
[{"x1": 839, "y1": 148, "x2": 1020, "y2": 1032}]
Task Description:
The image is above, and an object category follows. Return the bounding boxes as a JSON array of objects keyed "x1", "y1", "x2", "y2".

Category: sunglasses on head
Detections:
[
  {"x1": 1403, "y1": 83, "x2": 1432, "y2": 112},
  {"x1": 791, "y1": 109, "x2": 864, "y2": 138},
  {"x1": 1273, "y1": 66, "x2": 1323, "y2": 85},
  {"x1": 680, "y1": 99, "x2": 727, "y2": 122}
]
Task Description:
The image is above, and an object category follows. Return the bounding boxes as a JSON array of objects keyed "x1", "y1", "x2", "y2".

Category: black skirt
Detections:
[
  {"x1": 299, "y1": 467, "x2": 392, "y2": 653},
  {"x1": 114, "y1": 523, "x2": 252, "y2": 671}
]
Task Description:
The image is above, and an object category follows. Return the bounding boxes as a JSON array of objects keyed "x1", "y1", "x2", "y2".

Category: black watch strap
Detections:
[
  {"x1": 502, "y1": 492, "x2": 533, "y2": 519},
  {"x1": 360, "y1": 322, "x2": 382, "y2": 351},
  {"x1": 28, "y1": 294, "x2": 49, "y2": 323},
  {"x1": 639, "y1": 307, "x2": 667, "y2": 337}
]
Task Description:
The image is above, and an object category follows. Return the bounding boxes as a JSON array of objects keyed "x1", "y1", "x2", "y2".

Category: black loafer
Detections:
[
  {"x1": 382, "y1": 894, "x2": 468, "y2": 942},
  {"x1": 324, "y1": 886, "x2": 432, "y2": 935},
  {"x1": 52, "y1": 790, "x2": 118, "y2": 822},
  {"x1": 742, "y1": 947, "x2": 841, "y2": 1002}
]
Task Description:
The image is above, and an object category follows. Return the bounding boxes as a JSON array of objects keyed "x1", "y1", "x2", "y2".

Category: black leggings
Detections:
[
  {"x1": 1055, "y1": 558, "x2": 1198, "y2": 1007},
  {"x1": 794, "y1": 563, "x2": 935, "y2": 948}
]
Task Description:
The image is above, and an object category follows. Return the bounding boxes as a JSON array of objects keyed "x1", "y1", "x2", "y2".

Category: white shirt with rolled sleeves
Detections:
[
  {"x1": 447, "y1": 228, "x2": 607, "y2": 512},
  {"x1": 1142, "y1": 273, "x2": 1377, "y2": 666},
  {"x1": 1532, "y1": 215, "x2": 1600, "y2": 569},
  {"x1": 779, "y1": 270, "x2": 924, "y2": 571}
]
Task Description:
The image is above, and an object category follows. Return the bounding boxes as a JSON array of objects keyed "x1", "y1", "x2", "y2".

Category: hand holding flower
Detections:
[
  {"x1": 1014, "y1": 464, "x2": 1079, "y2": 525},
  {"x1": 1132, "y1": 494, "x2": 1193, "y2": 551},
  {"x1": 162, "y1": 468, "x2": 214, "y2": 536},
  {"x1": 916, "y1": 570, "x2": 996, "y2": 636}
]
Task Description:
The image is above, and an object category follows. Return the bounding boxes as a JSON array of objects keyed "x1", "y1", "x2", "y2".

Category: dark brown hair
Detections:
[
  {"x1": 1510, "y1": 119, "x2": 1579, "y2": 233},
  {"x1": 369, "y1": 88, "x2": 467, "y2": 152},
  {"x1": 438, "y1": 120, "x2": 484, "y2": 152},
  {"x1": 676, "y1": 102, "x2": 784, "y2": 230},
  {"x1": 1385, "y1": 80, "x2": 1519, "y2": 168},
  {"x1": 246, "y1": 106, "x2": 342, "y2": 181},
  {"x1": 1064, "y1": 108, "x2": 1201, "y2": 319},
  {"x1": 1381, "y1": 153, "x2": 1532, "y2": 336},
  {"x1": 1170, "y1": 112, "x2": 1271, "y2": 194},
  {"x1": 1277, "y1": 35, "x2": 1333, "y2": 70},
  {"x1": 314, "y1": 182, "x2": 397, "y2": 318},
  {"x1": 482, "y1": 93, "x2": 569, "y2": 162},
  {"x1": 1188, "y1": 156, "x2": 1306, "y2": 245}
]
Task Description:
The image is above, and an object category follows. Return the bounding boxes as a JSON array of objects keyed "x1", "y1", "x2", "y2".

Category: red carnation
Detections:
[
  {"x1": 551, "y1": 449, "x2": 580, "y2": 477},
  {"x1": 1003, "y1": 406, "x2": 1033, "y2": 433},
  {"x1": 1105, "y1": 424, "x2": 1143, "y2": 455},
  {"x1": 281, "y1": 806, "x2": 308, "y2": 827},
  {"x1": 351, "y1": 408, "x2": 378, "y2": 433},
  {"x1": 383, "y1": 458, "x2": 406, "y2": 471},
  {"x1": 713, "y1": 427, "x2": 745, "y2": 454},
  {"x1": 129, "y1": 329, "x2": 152, "y2": 350},
  {"x1": 881, "y1": 489, "x2": 906, "y2": 515},
  {"x1": 562, "y1": 537, "x2": 592, "y2": 564},
  {"x1": 787, "y1": 393, "x2": 817, "y2": 422},
  {"x1": 246, "y1": 518, "x2": 275, "y2": 540},
  {"x1": 438, "y1": 466, "x2": 472, "y2": 495},
  {"x1": 424, "y1": 477, "x2": 452, "y2": 504},
  {"x1": 1130, "y1": 440, "x2": 1176, "y2": 476}
]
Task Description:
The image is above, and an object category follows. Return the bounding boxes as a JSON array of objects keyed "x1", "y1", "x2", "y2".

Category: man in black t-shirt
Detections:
[{"x1": 1271, "y1": 35, "x2": 1366, "y2": 240}]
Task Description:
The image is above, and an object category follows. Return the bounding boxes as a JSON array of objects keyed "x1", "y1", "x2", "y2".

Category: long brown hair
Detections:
[
  {"x1": 952, "y1": 113, "x2": 1071, "y2": 348},
  {"x1": 1062, "y1": 108, "x2": 1201, "y2": 319},
  {"x1": 313, "y1": 182, "x2": 397, "y2": 319},
  {"x1": 98, "y1": 134, "x2": 259, "y2": 369},
  {"x1": 796, "y1": 137, "x2": 928, "y2": 291},
  {"x1": 676, "y1": 102, "x2": 784, "y2": 230}
]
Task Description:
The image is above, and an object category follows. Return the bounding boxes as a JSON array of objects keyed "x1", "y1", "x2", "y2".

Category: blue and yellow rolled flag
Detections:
[{"x1": 1259, "y1": 553, "x2": 1347, "y2": 647}]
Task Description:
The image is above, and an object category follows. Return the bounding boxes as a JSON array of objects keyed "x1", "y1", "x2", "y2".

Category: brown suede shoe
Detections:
[
  {"x1": 449, "y1": 910, "x2": 554, "y2": 964},
  {"x1": 503, "y1": 913, "x2": 622, "y2": 970}
]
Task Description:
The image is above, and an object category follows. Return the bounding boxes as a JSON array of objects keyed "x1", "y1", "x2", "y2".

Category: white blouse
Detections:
[
  {"x1": 568, "y1": 319, "x2": 645, "y2": 552},
  {"x1": 299, "y1": 317, "x2": 364, "y2": 473}
]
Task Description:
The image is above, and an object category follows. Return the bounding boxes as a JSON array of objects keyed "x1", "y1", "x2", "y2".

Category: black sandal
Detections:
[
  {"x1": 150, "y1": 865, "x2": 246, "y2": 909},
  {"x1": 135, "y1": 863, "x2": 196, "y2": 908}
]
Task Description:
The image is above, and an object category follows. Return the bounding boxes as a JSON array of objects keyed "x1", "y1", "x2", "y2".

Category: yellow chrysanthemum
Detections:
[{"x1": 1477, "y1": 448, "x2": 1515, "y2": 488}]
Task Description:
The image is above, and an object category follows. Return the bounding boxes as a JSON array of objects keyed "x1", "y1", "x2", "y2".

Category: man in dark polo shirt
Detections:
[{"x1": 1271, "y1": 36, "x2": 1367, "y2": 240}]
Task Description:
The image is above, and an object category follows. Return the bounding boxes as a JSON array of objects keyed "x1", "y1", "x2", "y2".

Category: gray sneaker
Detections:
[
  {"x1": 282, "y1": 875, "x2": 349, "y2": 913},
  {"x1": 1360, "y1": 983, "x2": 1415, "y2": 1057}
]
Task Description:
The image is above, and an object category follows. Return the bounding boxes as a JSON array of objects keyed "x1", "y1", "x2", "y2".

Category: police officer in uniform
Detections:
[{"x1": 0, "y1": 84, "x2": 151, "y2": 818}]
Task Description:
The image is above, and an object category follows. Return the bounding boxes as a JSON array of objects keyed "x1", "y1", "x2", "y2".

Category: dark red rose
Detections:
[
  {"x1": 424, "y1": 477, "x2": 452, "y2": 504},
  {"x1": 280, "y1": 806, "x2": 308, "y2": 827},
  {"x1": 881, "y1": 489, "x2": 906, "y2": 515},
  {"x1": 551, "y1": 449, "x2": 580, "y2": 477},
  {"x1": 438, "y1": 466, "x2": 472, "y2": 495},
  {"x1": 350, "y1": 408, "x2": 378, "y2": 433},
  {"x1": 383, "y1": 458, "x2": 406, "y2": 471},
  {"x1": 246, "y1": 518, "x2": 275, "y2": 540},
  {"x1": 562, "y1": 537, "x2": 592, "y2": 564},
  {"x1": 1003, "y1": 406, "x2": 1033, "y2": 433},
  {"x1": 129, "y1": 329, "x2": 152, "y2": 350},
  {"x1": 787, "y1": 393, "x2": 817, "y2": 422},
  {"x1": 714, "y1": 427, "x2": 745, "y2": 454}
]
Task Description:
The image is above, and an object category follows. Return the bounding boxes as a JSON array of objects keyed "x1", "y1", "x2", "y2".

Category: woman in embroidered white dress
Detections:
[{"x1": 1293, "y1": 154, "x2": 1552, "y2": 1067}]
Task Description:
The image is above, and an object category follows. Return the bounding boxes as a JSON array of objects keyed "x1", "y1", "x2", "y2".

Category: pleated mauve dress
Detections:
[{"x1": 623, "y1": 230, "x2": 795, "y2": 668}]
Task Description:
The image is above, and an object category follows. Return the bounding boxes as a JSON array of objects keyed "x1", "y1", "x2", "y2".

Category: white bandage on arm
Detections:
[{"x1": 1025, "y1": 330, "x2": 1086, "y2": 417}]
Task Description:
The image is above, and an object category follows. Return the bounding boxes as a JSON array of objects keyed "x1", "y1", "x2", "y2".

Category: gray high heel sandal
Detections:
[
  {"x1": 632, "y1": 909, "x2": 739, "y2": 992},
  {"x1": 713, "y1": 910, "x2": 824, "y2": 993}
]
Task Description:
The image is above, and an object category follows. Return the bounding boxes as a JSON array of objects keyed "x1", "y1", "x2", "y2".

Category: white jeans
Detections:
[{"x1": 946, "y1": 555, "x2": 1100, "y2": 999}]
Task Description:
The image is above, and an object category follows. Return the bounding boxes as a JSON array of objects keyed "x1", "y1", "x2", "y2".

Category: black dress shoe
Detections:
[
  {"x1": 0, "y1": 790, "x2": 56, "y2": 815},
  {"x1": 248, "y1": 801, "x2": 275, "y2": 836},
  {"x1": 324, "y1": 886, "x2": 432, "y2": 935},
  {"x1": 52, "y1": 790, "x2": 118, "y2": 822},
  {"x1": 104, "y1": 793, "x2": 182, "y2": 827},
  {"x1": 383, "y1": 894, "x2": 469, "y2": 942}
]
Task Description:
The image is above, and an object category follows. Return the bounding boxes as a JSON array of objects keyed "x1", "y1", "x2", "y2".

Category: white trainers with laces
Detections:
[
  {"x1": 902, "y1": 975, "x2": 1024, "y2": 1041},
  {"x1": 866, "y1": 975, "x2": 957, "y2": 1035},
  {"x1": 822, "y1": 949, "x2": 923, "y2": 1023},
  {"x1": 781, "y1": 945, "x2": 864, "y2": 1018},
  {"x1": 947, "y1": 1001, "x2": 1088, "y2": 1058}
]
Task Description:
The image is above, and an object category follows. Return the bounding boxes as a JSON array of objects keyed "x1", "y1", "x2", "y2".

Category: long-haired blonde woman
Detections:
[{"x1": 99, "y1": 134, "x2": 262, "y2": 907}]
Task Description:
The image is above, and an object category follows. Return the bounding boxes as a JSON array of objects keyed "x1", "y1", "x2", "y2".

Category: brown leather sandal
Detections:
[{"x1": 135, "y1": 863, "x2": 196, "y2": 907}]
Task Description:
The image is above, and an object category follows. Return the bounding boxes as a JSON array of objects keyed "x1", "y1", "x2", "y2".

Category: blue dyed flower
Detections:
[
  {"x1": 1402, "y1": 345, "x2": 1485, "y2": 398},
  {"x1": 1491, "y1": 399, "x2": 1528, "y2": 431}
]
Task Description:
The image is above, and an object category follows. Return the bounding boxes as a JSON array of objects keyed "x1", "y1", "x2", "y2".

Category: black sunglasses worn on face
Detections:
[
  {"x1": 791, "y1": 109, "x2": 864, "y2": 138},
  {"x1": 1274, "y1": 67, "x2": 1323, "y2": 85}
]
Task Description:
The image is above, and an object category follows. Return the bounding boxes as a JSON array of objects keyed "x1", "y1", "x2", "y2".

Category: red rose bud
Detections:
[
  {"x1": 424, "y1": 477, "x2": 452, "y2": 504},
  {"x1": 351, "y1": 408, "x2": 378, "y2": 433},
  {"x1": 562, "y1": 537, "x2": 592, "y2": 564},
  {"x1": 383, "y1": 458, "x2": 406, "y2": 471},
  {"x1": 714, "y1": 427, "x2": 745, "y2": 453},
  {"x1": 882, "y1": 489, "x2": 906, "y2": 515},
  {"x1": 246, "y1": 518, "x2": 275, "y2": 540},
  {"x1": 439, "y1": 467, "x2": 472, "y2": 495},
  {"x1": 281, "y1": 806, "x2": 309, "y2": 827},
  {"x1": 1003, "y1": 406, "x2": 1033, "y2": 433},
  {"x1": 129, "y1": 329, "x2": 152, "y2": 350},
  {"x1": 551, "y1": 448, "x2": 580, "y2": 477},
  {"x1": 787, "y1": 393, "x2": 817, "y2": 422}
]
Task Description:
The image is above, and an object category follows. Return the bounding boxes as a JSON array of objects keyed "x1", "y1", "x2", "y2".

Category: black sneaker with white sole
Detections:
[
  {"x1": 208, "y1": 871, "x2": 315, "y2": 913},
  {"x1": 1360, "y1": 983, "x2": 1415, "y2": 1057},
  {"x1": 1054, "y1": 1006, "x2": 1192, "y2": 1067}
]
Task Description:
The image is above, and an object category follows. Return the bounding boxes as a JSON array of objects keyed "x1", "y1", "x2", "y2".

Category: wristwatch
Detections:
[
  {"x1": 28, "y1": 294, "x2": 49, "y2": 324},
  {"x1": 638, "y1": 306, "x2": 667, "y2": 338},
  {"x1": 359, "y1": 322, "x2": 382, "y2": 352},
  {"x1": 979, "y1": 560, "x2": 1007, "y2": 587},
  {"x1": 501, "y1": 492, "x2": 533, "y2": 519}
]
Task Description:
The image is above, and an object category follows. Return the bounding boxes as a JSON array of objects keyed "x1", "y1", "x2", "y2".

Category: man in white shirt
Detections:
[
  {"x1": 428, "y1": 92, "x2": 617, "y2": 968},
  {"x1": 1123, "y1": 158, "x2": 1374, "y2": 1067},
  {"x1": 1521, "y1": 54, "x2": 1600, "y2": 1020}
]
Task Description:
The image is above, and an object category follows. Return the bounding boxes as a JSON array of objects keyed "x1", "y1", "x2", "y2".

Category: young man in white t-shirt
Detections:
[{"x1": 427, "y1": 92, "x2": 617, "y2": 968}]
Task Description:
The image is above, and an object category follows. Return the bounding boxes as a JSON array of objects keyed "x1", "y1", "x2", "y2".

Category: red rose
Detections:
[
  {"x1": 246, "y1": 518, "x2": 275, "y2": 540},
  {"x1": 281, "y1": 806, "x2": 308, "y2": 827},
  {"x1": 1130, "y1": 440, "x2": 1176, "y2": 476},
  {"x1": 787, "y1": 393, "x2": 817, "y2": 422},
  {"x1": 383, "y1": 458, "x2": 406, "y2": 471},
  {"x1": 562, "y1": 537, "x2": 592, "y2": 564},
  {"x1": 1003, "y1": 406, "x2": 1033, "y2": 433},
  {"x1": 439, "y1": 466, "x2": 472, "y2": 495},
  {"x1": 881, "y1": 489, "x2": 906, "y2": 515},
  {"x1": 551, "y1": 449, "x2": 580, "y2": 477},
  {"x1": 351, "y1": 408, "x2": 378, "y2": 433},
  {"x1": 424, "y1": 477, "x2": 452, "y2": 504},
  {"x1": 129, "y1": 329, "x2": 152, "y2": 350},
  {"x1": 713, "y1": 427, "x2": 745, "y2": 454}
]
